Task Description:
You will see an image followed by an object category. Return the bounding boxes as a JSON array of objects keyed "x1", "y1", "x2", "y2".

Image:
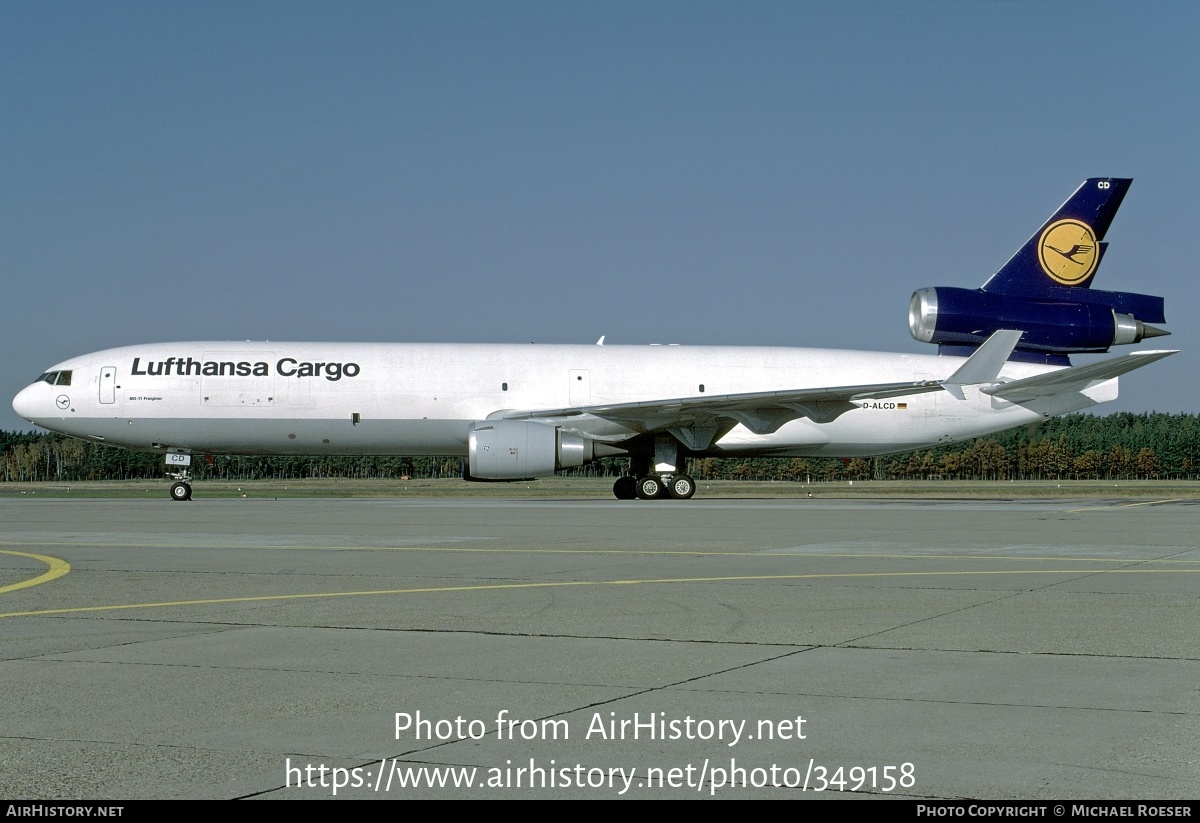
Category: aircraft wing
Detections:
[
  {"x1": 493, "y1": 338, "x2": 1177, "y2": 447},
  {"x1": 982, "y1": 350, "x2": 1178, "y2": 402},
  {"x1": 493, "y1": 378, "x2": 944, "y2": 447},
  {"x1": 493, "y1": 330, "x2": 1022, "y2": 445}
]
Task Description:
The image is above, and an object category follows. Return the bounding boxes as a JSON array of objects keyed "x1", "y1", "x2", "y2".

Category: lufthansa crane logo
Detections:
[{"x1": 1038, "y1": 219, "x2": 1099, "y2": 285}]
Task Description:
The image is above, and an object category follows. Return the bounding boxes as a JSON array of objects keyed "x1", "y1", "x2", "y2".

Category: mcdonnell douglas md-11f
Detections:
[{"x1": 13, "y1": 178, "x2": 1176, "y2": 501}]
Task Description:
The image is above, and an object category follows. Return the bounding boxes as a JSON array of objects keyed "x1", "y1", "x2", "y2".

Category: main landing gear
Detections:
[
  {"x1": 611, "y1": 473, "x2": 696, "y2": 500},
  {"x1": 611, "y1": 433, "x2": 697, "y2": 500}
]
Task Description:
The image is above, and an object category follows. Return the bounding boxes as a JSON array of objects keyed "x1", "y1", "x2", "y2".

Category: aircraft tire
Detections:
[
  {"x1": 636, "y1": 475, "x2": 665, "y2": 500},
  {"x1": 666, "y1": 473, "x2": 696, "y2": 500},
  {"x1": 613, "y1": 476, "x2": 637, "y2": 500},
  {"x1": 170, "y1": 481, "x2": 192, "y2": 502}
]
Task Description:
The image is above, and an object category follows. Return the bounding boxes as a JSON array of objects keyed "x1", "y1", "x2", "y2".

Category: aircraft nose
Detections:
[{"x1": 12, "y1": 384, "x2": 41, "y2": 421}]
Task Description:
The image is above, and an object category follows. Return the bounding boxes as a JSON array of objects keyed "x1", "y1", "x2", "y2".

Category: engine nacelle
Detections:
[
  {"x1": 909, "y1": 287, "x2": 1161, "y2": 354},
  {"x1": 465, "y1": 420, "x2": 593, "y2": 481}
]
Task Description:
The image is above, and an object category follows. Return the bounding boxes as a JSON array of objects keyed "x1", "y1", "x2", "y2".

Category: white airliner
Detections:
[{"x1": 12, "y1": 179, "x2": 1175, "y2": 501}]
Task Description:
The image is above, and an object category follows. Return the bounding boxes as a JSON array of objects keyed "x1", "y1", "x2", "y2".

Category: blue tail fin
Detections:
[{"x1": 983, "y1": 178, "x2": 1130, "y2": 296}]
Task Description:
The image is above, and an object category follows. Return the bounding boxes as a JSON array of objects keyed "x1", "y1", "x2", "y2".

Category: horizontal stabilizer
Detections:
[
  {"x1": 982, "y1": 350, "x2": 1178, "y2": 402},
  {"x1": 944, "y1": 330, "x2": 1023, "y2": 386}
]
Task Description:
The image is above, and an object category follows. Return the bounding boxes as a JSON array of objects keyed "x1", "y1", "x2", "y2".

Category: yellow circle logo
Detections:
[{"x1": 1038, "y1": 219, "x2": 1099, "y2": 285}]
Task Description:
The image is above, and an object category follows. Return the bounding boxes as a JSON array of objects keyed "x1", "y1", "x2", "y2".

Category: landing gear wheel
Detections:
[
  {"x1": 636, "y1": 475, "x2": 666, "y2": 500},
  {"x1": 666, "y1": 473, "x2": 696, "y2": 500},
  {"x1": 170, "y1": 481, "x2": 192, "y2": 501},
  {"x1": 613, "y1": 476, "x2": 637, "y2": 500}
]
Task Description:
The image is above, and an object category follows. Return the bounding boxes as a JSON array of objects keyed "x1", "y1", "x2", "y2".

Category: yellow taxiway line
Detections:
[{"x1": 2, "y1": 567, "x2": 1196, "y2": 620}]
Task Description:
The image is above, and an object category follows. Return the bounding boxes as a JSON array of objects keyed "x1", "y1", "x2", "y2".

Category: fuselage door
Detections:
[{"x1": 99, "y1": 366, "x2": 117, "y2": 404}]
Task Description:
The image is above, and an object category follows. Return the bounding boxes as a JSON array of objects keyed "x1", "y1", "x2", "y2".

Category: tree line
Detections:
[{"x1": 3, "y1": 412, "x2": 1200, "y2": 483}]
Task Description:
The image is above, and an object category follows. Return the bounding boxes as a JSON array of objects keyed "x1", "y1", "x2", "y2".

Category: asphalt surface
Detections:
[{"x1": 0, "y1": 495, "x2": 1197, "y2": 799}]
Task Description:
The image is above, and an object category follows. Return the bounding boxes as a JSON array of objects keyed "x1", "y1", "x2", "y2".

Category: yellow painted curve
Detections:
[{"x1": 0, "y1": 550, "x2": 71, "y2": 595}]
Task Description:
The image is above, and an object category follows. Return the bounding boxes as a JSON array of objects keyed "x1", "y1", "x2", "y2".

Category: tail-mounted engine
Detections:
[{"x1": 909, "y1": 287, "x2": 1168, "y2": 356}]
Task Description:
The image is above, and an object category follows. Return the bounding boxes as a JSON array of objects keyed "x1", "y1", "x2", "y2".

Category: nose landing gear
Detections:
[{"x1": 165, "y1": 451, "x2": 193, "y2": 501}]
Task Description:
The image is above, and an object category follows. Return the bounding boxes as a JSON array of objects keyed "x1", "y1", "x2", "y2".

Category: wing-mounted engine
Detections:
[
  {"x1": 909, "y1": 178, "x2": 1168, "y2": 364},
  {"x1": 464, "y1": 420, "x2": 594, "y2": 481}
]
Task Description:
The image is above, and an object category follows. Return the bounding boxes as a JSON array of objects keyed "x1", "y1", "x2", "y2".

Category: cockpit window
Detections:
[{"x1": 38, "y1": 370, "x2": 72, "y2": 386}]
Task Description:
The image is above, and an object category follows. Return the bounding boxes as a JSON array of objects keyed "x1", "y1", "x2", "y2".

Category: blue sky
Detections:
[{"x1": 3, "y1": 1, "x2": 1197, "y2": 432}]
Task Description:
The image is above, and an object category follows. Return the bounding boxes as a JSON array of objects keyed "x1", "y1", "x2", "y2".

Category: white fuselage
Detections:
[{"x1": 13, "y1": 341, "x2": 1110, "y2": 459}]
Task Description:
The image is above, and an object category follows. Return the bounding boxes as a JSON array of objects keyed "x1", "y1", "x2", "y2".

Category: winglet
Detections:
[{"x1": 944, "y1": 330, "x2": 1023, "y2": 386}]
